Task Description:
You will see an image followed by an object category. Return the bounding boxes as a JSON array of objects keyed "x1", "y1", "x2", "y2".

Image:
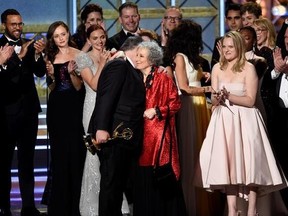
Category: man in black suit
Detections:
[
  {"x1": 0, "y1": 9, "x2": 46, "y2": 216},
  {"x1": 0, "y1": 44, "x2": 13, "y2": 66},
  {"x1": 270, "y1": 20, "x2": 288, "y2": 210},
  {"x1": 108, "y1": 2, "x2": 141, "y2": 50},
  {"x1": 88, "y1": 36, "x2": 145, "y2": 216}
]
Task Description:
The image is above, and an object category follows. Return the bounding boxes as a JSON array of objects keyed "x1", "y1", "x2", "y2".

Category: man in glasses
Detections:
[
  {"x1": 160, "y1": 6, "x2": 182, "y2": 47},
  {"x1": 0, "y1": 9, "x2": 46, "y2": 216}
]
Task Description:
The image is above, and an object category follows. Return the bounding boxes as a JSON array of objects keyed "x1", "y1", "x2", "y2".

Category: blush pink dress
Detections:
[{"x1": 199, "y1": 82, "x2": 287, "y2": 199}]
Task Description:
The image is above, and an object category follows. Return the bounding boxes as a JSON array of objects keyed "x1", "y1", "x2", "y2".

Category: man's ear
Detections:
[
  {"x1": 118, "y1": 17, "x2": 122, "y2": 25},
  {"x1": 1, "y1": 23, "x2": 6, "y2": 32}
]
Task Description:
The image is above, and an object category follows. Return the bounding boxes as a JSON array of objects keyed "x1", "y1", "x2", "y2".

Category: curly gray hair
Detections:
[{"x1": 138, "y1": 41, "x2": 163, "y2": 66}]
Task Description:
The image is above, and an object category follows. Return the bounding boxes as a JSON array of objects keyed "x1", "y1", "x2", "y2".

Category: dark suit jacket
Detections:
[
  {"x1": 200, "y1": 56, "x2": 211, "y2": 99},
  {"x1": 275, "y1": 73, "x2": 288, "y2": 109},
  {"x1": 0, "y1": 35, "x2": 46, "y2": 116},
  {"x1": 210, "y1": 36, "x2": 222, "y2": 69},
  {"x1": 108, "y1": 30, "x2": 130, "y2": 50},
  {"x1": 88, "y1": 58, "x2": 146, "y2": 150}
]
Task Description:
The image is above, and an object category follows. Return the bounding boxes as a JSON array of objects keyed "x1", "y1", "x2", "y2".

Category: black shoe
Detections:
[
  {"x1": 21, "y1": 207, "x2": 47, "y2": 216},
  {"x1": 0, "y1": 208, "x2": 12, "y2": 216}
]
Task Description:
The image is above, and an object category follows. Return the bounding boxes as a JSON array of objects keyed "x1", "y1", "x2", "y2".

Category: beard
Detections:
[{"x1": 5, "y1": 29, "x2": 22, "y2": 41}]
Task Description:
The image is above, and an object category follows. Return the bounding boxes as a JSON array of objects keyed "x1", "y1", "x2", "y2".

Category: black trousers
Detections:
[
  {"x1": 0, "y1": 106, "x2": 38, "y2": 210},
  {"x1": 97, "y1": 144, "x2": 137, "y2": 216},
  {"x1": 270, "y1": 107, "x2": 288, "y2": 209}
]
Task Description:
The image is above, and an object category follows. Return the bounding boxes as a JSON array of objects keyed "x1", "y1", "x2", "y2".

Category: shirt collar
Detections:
[{"x1": 123, "y1": 28, "x2": 140, "y2": 36}]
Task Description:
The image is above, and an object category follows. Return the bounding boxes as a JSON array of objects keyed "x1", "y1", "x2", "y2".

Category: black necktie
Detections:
[{"x1": 8, "y1": 39, "x2": 22, "y2": 46}]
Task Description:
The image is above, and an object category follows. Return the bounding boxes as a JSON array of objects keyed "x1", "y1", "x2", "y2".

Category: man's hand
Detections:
[
  {"x1": 95, "y1": 130, "x2": 110, "y2": 144},
  {"x1": 46, "y1": 60, "x2": 54, "y2": 76},
  {"x1": 216, "y1": 40, "x2": 222, "y2": 56},
  {"x1": 273, "y1": 46, "x2": 288, "y2": 73},
  {"x1": 17, "y1": 40, "x2": 34, "y2": 60},
  {"x1": 34, "y1": 38, "x2": 46, "y2": 55},
  {"x1": 160, "y1": 21, "x2": 168, "y2": 46},
  {"x1": 0, "y1": 44, "x2": 14, "y2": 65}
]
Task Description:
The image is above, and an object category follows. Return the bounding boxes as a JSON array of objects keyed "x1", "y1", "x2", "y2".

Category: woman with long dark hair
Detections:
[
  {"x1": 164, "y1": 19, "x2": 222, "y2": 216},
  {"x1": 45, "y1": 21, "x2": 86, "y2": 216}
]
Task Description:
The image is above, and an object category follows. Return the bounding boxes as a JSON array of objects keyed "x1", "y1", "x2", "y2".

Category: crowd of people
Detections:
[{"x1": 1, "y1": 1, "x2": 288, "y2": 216}]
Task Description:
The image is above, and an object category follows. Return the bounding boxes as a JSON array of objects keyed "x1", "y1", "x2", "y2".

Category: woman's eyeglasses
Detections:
[{"x1": 255, "y1": 28, "x2": 267, "y2": 33}]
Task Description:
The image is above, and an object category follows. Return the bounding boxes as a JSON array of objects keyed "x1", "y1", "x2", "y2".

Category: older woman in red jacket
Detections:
[{"x1": 133, "y1": 41, "x2": 186, "y2": 216}]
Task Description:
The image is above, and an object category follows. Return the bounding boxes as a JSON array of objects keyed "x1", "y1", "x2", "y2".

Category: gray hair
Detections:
[
  {"x1": 120, "y1": 36, "x2": 143, "y2": 52},
  {"x1": 138, "y1": 41, "x2": 163, "y2": 66}
]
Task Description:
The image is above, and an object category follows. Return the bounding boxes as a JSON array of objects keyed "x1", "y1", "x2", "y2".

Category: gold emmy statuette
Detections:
[{"x1": 83, "y1": 122, "x2": 133, "y2": 155}]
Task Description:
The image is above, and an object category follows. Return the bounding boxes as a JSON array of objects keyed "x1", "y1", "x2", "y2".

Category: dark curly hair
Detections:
[
  {"x1": 74, "y1": 4, "x2": 103, "y2": 45},
  {"x1": 240, "y1": 2, "x2": 262, "y2": 18},
  {"x1": 164, "y1": 19, "x2": 203, "y2": 70},
  {"x1": 80, "y1": 3, "x2": 103, "y2": 22}
]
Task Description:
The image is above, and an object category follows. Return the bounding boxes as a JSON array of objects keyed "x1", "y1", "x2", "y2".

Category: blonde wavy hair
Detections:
[
  {"x1": 219, "y1": 31, "x2": 246, "y2": 73},
  {"x1": 253, "y1": 17, "x2": 276, "y2": 49}
]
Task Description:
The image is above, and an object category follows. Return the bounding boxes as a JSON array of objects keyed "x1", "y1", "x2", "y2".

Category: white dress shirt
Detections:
[{"x1": 271, "y1": 69, "x2": 288, "y2": 108}]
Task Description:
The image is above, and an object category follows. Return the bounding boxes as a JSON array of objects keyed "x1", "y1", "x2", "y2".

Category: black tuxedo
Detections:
[
  {"x1": 88, "y1": 58, "x2": 145, "y2": 216},
  {"x1": 270, "y1": 73, "x2": 288, "y2": 208},
  {"x1": 108, "y1": 29, "x2": 132, "y2": 50},
  {"x1": 0, "y1": 35, "x2": 46, "y2": 211},
  {"x1": 210, "y1": 36, "x2": 222, "y2": 69}
]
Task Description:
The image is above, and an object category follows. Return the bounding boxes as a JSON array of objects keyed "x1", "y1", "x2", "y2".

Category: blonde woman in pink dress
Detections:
[{"x1": 199, "y1": 31, "x2": 287, "y2": 216}]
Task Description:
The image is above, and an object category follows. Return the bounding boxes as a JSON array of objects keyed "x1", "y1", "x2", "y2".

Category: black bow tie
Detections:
[
  {"x1": 8, "y1": 39, "x2": 22, "y2": 46},
  {"x1": 127, "y1": 32, "x2": 135, "y2": 37}
]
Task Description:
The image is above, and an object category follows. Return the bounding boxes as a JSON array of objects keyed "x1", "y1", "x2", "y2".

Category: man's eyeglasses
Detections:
[
  {"x1": 6, "y1": 22, "x2": 24, "y2": 28},
  {"x1": 164, "y1": 16, "x2": 181, "y2": 21}
]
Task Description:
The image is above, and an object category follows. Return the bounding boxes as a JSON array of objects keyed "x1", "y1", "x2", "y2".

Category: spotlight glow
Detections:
[{"x1": 272, "y1": 5, "x2": 287, "y2": 16}]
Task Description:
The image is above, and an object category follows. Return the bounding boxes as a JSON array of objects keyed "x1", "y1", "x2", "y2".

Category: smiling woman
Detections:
[
  {"x1": 75, "y1": 24, "x2": 130, "y2": 216},
  {"x1": 133, "y1": 41, "x2": 186, "y2": 216}
]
